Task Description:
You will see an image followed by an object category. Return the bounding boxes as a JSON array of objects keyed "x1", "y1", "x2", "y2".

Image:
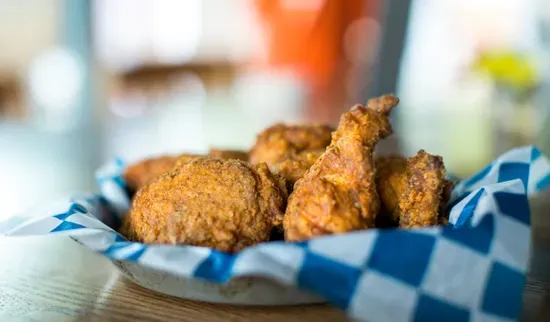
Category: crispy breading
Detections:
[
  {"x1": 375, "y1": 155, "x2": 408, "y2": 223},
  {"x1": 123, "y1": 155, "x2": 189, "y2": 192},
  {"x1": 123, "y1": 158, "x2": 289, "y2": 253},
  {"x1": 376, "y1": 150, "x2": 451, "y2": 228},
  {"x1": 249, "y1": 124, "x2": 334, "y2": 185},
  {"x1": 123, "y1": 149, "x2": 249, "y2": 192},
  {"x1": 284, "y1": 94, "x2": 399, "y2": 241},
  {"x1": 399, "y1": 150, "x2": 446, "y2": 228},
  {"x1": 208, "y1": 148, "x2": 249, "y2": 161}
]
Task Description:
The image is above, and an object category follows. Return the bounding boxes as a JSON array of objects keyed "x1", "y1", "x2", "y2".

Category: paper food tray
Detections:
[{"x1": 3, "y1": 145, "x2": 550, "y2": 322}]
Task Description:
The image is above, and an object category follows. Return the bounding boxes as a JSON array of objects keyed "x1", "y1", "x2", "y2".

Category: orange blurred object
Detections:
[{"x1": 253, "y1": 0, "x2": 378, "y2": 121}]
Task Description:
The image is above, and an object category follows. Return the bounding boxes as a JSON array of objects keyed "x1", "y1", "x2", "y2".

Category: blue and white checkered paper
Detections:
[{"x1": 3, "y1": 146, "x2": 550, "y2": 322}]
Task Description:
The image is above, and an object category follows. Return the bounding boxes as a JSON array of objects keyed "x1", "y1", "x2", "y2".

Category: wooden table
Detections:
[
  {"x1": 523, "y1": 190, "x2": 550, "y2": 321},
  {"x1": 1, "y1": 190, "x2": 550, "y2": 321},
  {"x1": 0, "y1": 236, "x2": 347, "y2": 322}
]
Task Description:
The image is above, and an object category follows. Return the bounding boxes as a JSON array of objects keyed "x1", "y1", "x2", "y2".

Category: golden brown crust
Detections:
[
  {"x1": 249, "y1": 124, "x2": 334, "y2": 185},
  {"x1": 208, "y1": 148, "x2": 249, "y2": 161},
  {"x1": 398, "y1": 150, "x2": 446, "y2": 228},
  {"x1": 123, "y1": 150, "x2": 250, "y2": 192},
  {"x1": 172, "y1": 154, "x2": 204, "y2": 169},
  {"x1": 123, "y1": 155, "x2": 187, "y2": 191},
  {"x1": 277, "y1": 150, "x2": 325, "y2": 184},
  {"x1": 375, "y1": 155, "x2": 408, "y2": 223},
  {"x1": 284, "y1": 94, "x2": 399, "y2": 241},
  {"x1": 376, "y1": 151, "x2": 452, "y2": 228},
  {"x1": 124, "y1": 158, "x2": 288, "y2": 253}
]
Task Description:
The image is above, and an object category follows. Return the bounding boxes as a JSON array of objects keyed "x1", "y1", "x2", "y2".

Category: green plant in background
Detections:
[
  {"x1": 472, "y1": 51, "x2": 541, "y2": 96},
  {"x1": 471, "y1": 50, "x2": 545, "y2": 155}
]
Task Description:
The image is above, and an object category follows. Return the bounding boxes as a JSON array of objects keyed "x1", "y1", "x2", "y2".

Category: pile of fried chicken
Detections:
[{"x1": 121, "y1": 94, "x2": 454, "y2": 253}]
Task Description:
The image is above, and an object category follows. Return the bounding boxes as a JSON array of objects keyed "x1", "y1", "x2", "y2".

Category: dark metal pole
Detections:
[
  {"x1": 63, "y1": 0, "x2": 93, "y2": 126},
  {"x1": 366, "y1": 0, "x2": 413, "y2": 99},
  {"x1": 62, "y1": 0, "x2": 101, "y2": 188},
  {"x1": 361, "y1": 0, "x2": 413, "y2": 154}
]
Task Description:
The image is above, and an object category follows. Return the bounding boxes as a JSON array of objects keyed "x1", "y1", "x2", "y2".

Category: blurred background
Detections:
[{"x1": 1, "y1": 0, "x2": 550, "y2": 219}]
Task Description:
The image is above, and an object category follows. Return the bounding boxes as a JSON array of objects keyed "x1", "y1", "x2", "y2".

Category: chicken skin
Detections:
[
  {"x1": 123, "y1": 155, "x2": 191, "y2": 192},
  {"x1": 208, "y1": 148, "x2": 249, "y2": 162},
  {"x1": 284, "y1": 94, "x2": 399, "y2": 241},
  {"x1": 123, "y1": 149, "x2": 249, "y2": 192},
  {"x1": 249, "y1": 124, "x2": 334, "y2": 186},
  {"x1": 123, "y1": 158, "x2": 289, "y2": 253},
  {"x1": 376, "y1": 150, "x2": 451, "y2": 228},
  {"x1": 374, "y1": 155, "x2": 407, "y2": 228}
]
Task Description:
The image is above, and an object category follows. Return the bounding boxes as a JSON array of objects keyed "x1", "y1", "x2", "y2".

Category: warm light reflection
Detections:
[
  {"x1": 150, "y1": 0, "x2": 202, "y2": 64},
  {"x1": 343, "y1": 17, "x2": 381, "y2": 66},
  {"x1": 93, "y1": 0, "x2": 202, "y2": 70}
]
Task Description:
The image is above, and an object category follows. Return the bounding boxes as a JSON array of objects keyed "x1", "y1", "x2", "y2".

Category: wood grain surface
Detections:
[
  {"x1": 0, "y1": 237, "x2": 348, "y2": 322},
  {"x1": 1, "y1": 190, "x2": 550, "y2": 321}
]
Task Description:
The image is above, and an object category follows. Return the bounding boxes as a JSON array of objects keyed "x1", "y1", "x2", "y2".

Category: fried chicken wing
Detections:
[
  {"x1": 123, "y1": 158, "x2": 289, "y2": 253},
  {"x1": 376, "y1": 150, "x2": 450, "y2": 228},
  {"x1": 249, "y1": 124, "x2": 334, "y2": 185},
  {"x1": 283, "y1": 94, "x2": 399, "y2": 241}
]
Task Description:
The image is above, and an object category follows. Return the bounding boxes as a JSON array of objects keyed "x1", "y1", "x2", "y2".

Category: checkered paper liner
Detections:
[{"x1": 2, "y1": 146, "x2": 550, "y2": 322}]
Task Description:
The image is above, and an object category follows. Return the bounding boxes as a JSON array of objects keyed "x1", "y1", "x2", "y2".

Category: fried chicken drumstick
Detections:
[
  {"x1": 123, "y1": 158, "x2": 288, "y2": 253},
  {"x1": 284, "y1": 94, "x2": 399, "y2": 241},
  {"x1": 376, "y1": 150, "x2": 453, "y2": 228},
  {"x1": 249, "y1": 124, "x2": 334, "y2": 186}
]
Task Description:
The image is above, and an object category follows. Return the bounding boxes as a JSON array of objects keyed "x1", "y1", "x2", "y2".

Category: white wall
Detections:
[{"x1": 0, "y1": 0, "x2": 60, "y2": 73}]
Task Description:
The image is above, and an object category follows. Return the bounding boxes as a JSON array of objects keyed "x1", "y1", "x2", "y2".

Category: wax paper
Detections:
[{"x1": 3, "y1": 146, "x2": 550, "y2": 322}]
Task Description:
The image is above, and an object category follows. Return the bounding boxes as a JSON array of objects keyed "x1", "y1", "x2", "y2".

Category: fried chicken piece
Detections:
[
  {"x1": 400, "y1": 151, "x2": 448, "y2": 228},
  {"x1": 208, "y1": 148, "x2": 249, "y2": 161},
  {"x1": 284, "y1": 94, "x2": 399, "y2": 241},
  {"x1": 173, "y1": 154, "x2": 203, "y2": 168},
  {"x1": 376, "y1": 150, "x2": 451, "y2": 228},
  {"x1": 249, "y1": 124, "x2": 334, "y2": 185},
  {"x1": 123, "y1": 158, "x2": 289, "y2": 253},
  {"x1": 375, "y1": 155, "x2": 407, "y2": 223},
  {"x1": 123, "y1": 149, "x2": 249, "y2": 192},
  {"x1": 123, "y1": 155, "x2": 195, "y2": 192}
]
